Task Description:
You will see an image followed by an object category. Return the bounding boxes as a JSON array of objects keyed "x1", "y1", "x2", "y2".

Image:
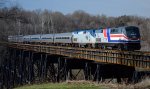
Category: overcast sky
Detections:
[{"x1": 5, "y1": 0, "x2": 150, "y2": 17}]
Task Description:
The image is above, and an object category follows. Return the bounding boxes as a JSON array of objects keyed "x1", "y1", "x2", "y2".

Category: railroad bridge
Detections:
[{"x1": 0, "y1": 42, "x2": 150, "y2": 88}]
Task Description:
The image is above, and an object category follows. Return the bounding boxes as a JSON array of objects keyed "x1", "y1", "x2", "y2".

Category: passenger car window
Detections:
[{"x1": 110, "y1": 29, "x2": 119, "y2": 34}]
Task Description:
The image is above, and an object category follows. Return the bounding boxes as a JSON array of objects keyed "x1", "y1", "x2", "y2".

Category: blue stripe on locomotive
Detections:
[{"x1": 87, "y1": 29, "x2": 96, "y2": 37}]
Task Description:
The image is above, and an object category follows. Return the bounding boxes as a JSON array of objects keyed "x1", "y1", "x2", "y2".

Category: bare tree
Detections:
[{"x1": 0, "y1": 6, "x2": 150, "y2": 50}]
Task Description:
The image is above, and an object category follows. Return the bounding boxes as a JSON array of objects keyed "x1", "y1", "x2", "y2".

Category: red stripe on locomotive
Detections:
[{"x1": 103, "y1": 29, "x2": 107, "y2": 38}]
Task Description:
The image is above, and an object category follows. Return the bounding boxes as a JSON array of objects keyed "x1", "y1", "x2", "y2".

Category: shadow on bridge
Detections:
[{"x1": 0, "y1": 46, "x2": 149, "y2": 89}]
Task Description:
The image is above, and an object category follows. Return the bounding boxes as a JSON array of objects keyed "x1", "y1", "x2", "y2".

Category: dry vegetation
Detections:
[
  {"x1": 96, "y1": 78, "x2": 150, "y2": 89},
  {"x1": 66, "y1": 79, "x2": 150, "y2": 89},
  {"x1": 14, "y1": 79, "x2": 150, "y2": 89},
  {"x1": 0, "y1": 6, "x2": 150, "y2": 51}
]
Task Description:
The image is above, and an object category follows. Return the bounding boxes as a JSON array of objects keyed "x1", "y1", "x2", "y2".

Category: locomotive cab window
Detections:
[{"x1": 125, "y1": 26, "x2": 140, "y2": 38}]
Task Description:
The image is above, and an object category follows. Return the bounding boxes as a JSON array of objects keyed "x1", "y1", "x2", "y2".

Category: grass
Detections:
[
  {"x1": 14, "y1": 81, "x2": 109, "y2": 89},
  {"x1": 13, "y1": 78, "x2": 150, "y2": 89}
]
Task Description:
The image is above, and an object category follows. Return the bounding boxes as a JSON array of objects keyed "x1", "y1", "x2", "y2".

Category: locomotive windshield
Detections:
[{"x1": 125, "y1": 26, "x2": 140, "y2": 39}]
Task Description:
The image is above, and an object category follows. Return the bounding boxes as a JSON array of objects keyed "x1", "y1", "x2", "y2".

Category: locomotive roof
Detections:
[
  {"x1": 117, "y1": 25, "x2": 138, "y2": 28},
  {"x1": 73, "y1": 29, "x2": 97, "y2": 32}
]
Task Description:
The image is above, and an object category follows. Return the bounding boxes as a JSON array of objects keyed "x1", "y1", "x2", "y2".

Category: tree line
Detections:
[{"x1": 0, "y1": 6, "x2": 150, "y2": 50}]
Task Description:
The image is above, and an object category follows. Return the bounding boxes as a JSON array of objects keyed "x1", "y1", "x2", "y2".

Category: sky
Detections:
[{"x1": 4, "y1": 0, "x2": 150, "y2": 17}]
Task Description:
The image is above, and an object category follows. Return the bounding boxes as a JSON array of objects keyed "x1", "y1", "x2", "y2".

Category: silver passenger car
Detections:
[
  {"x1": 23, "y1": 35, "x2": 31, "y2": 43},
  {"x1": 54, "y1": 33, "x2": 73, "y2": 43},
  {"x1": 30, "y1": 34, "x2": 41, "y2": 43},
  {"x1": 8, "y1": 36, "x2": 14, "y2": 42},
  {"x1": 8, "y1": 35, "x2": 23, "y2": 42},
  {"x1": 18, "y1": 35, "x2": 23, "y2": 42},
  {"x1": 41, "y1": 34, "x2": 54, "y2": 43}
]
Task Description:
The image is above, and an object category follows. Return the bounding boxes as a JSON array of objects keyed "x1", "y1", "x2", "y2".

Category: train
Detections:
[{"x1": 8, "y1": 26, "x2": 141, "y2": 50}]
